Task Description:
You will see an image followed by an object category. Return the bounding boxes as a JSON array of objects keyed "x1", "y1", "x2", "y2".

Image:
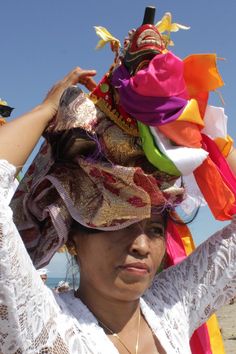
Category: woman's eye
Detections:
[{"x1": 148, "y1": 224, "x2": 164, "y2": 237}]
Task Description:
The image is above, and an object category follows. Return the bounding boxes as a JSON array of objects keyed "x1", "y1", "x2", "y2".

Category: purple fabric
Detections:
[{"x1": 111, "y1": 65, "x2": 188, "y2": 126}]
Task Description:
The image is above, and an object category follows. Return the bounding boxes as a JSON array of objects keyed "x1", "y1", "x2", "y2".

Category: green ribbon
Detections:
[{"x1": 138, "y1": 121, "x2": 181, "y2": 176}]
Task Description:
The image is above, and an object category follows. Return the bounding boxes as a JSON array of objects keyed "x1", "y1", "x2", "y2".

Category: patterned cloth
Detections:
[
  {"x1": 1, "y1": 160, "x2": 236, "y2": 353},
  {"x1": 11, "y1": 87, "x2": 184, "y2": 268}
]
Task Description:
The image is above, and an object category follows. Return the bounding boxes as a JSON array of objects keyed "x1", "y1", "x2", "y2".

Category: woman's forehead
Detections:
[
  {"x1": 71, "y1": 211, "x2": 166, "y2": 239},
  {"x1": 149, "y1": 212, "x2": 165, "y2": 222}
]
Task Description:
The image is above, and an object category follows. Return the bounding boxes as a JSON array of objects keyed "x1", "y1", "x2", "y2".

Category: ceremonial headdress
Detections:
[{"x1": 11, "y1": 6, "x2": 236, "y2": 269}]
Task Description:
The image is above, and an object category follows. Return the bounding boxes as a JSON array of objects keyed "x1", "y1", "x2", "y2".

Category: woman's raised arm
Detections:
[{"x1": 0, "y1": 67, "x2": 96, "y2": 171}]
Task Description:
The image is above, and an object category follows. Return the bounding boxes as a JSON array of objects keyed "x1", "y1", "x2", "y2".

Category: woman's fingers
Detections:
[
  {"x1": 43, "y1": 67, "x2": 97, "y2": 116},
  {"x1": 78, "y1": 75, "x2": 97, "y2": 92},
  {"x1": 86, "y1": 78, "x2": 97, "y2": 91},
  {"x1": 65, "y1": 67, "x2": 97, "y2": 88},
  {"x1": 76, "y1": 69, "x2": 97, "y2": 92}
]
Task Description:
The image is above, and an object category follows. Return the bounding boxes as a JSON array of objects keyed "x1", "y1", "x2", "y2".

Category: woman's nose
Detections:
[{"x1": 129, "y1": 230, "x2": 150, "y2": 257}]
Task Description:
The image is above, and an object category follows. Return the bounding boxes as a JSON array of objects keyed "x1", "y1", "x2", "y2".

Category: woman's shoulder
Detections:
[{"x1": 54, "y1": 289, "x2": 95, "y2": 323}]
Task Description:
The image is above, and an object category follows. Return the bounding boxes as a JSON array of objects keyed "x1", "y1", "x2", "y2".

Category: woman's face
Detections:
[{"x1": 73, "y1": 214, "x2": 166, "y2": 302}]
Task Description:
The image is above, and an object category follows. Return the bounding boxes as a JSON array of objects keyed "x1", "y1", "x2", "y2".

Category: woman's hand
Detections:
[
  {"x1": 0, "y1": 67, "x2": 97, "y2": 170},
  {"x1": 43, "y1": 67, "x2": 97, "y2": 120}
]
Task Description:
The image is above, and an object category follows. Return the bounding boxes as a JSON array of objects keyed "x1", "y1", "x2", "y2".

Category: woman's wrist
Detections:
[{"x1": 30, "y1": 102, "x2": 57, "y2": 127}]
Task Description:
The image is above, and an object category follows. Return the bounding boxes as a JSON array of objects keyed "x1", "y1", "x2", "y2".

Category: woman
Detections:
[
  {"x1": 0, "y1": 67, "x2": 236, "y2": 354},
  {"x1": 2, "y1": 5, "x2": 236, "y2": 351}
]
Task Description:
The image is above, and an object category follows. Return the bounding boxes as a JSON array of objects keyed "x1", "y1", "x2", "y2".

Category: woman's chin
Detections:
[{"x1": 113, "y1": 276, "x2": 152, "y2": 301}]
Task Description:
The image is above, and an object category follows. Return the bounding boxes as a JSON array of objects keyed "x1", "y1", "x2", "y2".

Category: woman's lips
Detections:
[{"x1": 119, "y1": 262, "x2": 150, "y2": 275}]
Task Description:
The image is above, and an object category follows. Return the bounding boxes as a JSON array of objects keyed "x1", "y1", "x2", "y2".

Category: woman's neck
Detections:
[{"x1": 76, "y1": 283, "x2": 140, "y2": 333}]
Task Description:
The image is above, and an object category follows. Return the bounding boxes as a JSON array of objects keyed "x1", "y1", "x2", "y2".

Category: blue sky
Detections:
[{"x1": 1, "y1": 0, "x2": 236, "y2": 277}]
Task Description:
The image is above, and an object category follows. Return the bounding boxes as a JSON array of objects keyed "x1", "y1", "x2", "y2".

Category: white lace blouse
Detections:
[{"x1": 1, "y1": 159, "x2": 236, "y2": 354}]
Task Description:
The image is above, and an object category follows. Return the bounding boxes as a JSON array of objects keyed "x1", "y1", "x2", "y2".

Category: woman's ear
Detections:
[
  {"x1": 66, "y1": 241, "x2": 77, "y2": 256},
  {"x1": 66, "y1": 231, "x2": 78, "y2": 256}
]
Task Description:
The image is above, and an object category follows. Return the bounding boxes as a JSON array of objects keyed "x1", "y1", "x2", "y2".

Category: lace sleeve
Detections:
[
  {"x1": 0, "y1": 160, "x2": 70, "y2": 353},
  {"x1": 143, "y1": 218, "x2": 236, "y2": 351},
  {"x1": 173, "y1": 217, "x2": 236, "y2": 336}
]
